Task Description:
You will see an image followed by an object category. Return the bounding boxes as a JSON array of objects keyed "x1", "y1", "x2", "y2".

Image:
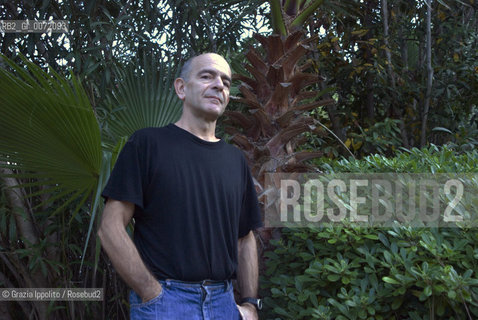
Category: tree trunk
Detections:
[
  {"x1": 364, "y1": 0, "x2": 375, "y2": 121},
  {"x1": 381, "y1": 0, "x2": 410, "y2": 148},
  {"x1": 365, "y1": 76, "x2": 374, "y2": 120},
  {"x1": 0, "y1": 167, "x2": 38, "y2": 247},
  {"x1": 0, "y1": 167, "x2": 49, "y2": 320},
  {"x1": 421, "y1": 0, "x2": 433, "y2": 147},
  {"x1": 381, "y1": 0, "x2": 396, "y2": 89}
]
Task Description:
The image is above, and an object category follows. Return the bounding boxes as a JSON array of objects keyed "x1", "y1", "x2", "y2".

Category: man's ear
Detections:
[{"x1": 174, "y1": 78, "x2": 186, "y2": 100}]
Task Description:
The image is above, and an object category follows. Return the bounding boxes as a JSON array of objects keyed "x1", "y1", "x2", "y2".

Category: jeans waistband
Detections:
[{"x1": 162, "y1": 279, "x2": 231, "y2": 289}]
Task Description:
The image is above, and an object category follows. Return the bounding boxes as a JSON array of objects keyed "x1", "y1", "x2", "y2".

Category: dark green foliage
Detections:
[
  {"x1": 261, "y1": 146, "x2": 478, "y2": 319},
  {"x1": 310, "y1": 0, "x2": 478, "y2": 153},
  {"x1": 0, "y1": 51, "x2": 182, "y2": 319}
]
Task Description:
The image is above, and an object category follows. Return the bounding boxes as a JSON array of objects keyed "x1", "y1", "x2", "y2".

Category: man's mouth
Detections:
[{"x1": 206, "y1": 96, "x2": 222, "y2": 104}]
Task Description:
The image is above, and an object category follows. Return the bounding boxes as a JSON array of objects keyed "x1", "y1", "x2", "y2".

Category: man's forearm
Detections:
[
  {"x1": 237, "y1": 231, "x2": 259, "y2": 298},
  {"x1": 98, "y1": 202, "x2": 161, "y2": 302}
]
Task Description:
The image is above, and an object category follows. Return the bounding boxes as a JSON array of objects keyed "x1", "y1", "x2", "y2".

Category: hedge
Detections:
[{"x1": 261, "y1": 145, "x2": 478, "y2": 320}]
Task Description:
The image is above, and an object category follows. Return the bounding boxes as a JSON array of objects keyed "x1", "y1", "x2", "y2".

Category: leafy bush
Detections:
[
  {"x1": 348, "y1": 118, "x2": 403, "y2": 155},
  {"x1": 261, "y1": 146, "x2": 478, "y2": 319}
]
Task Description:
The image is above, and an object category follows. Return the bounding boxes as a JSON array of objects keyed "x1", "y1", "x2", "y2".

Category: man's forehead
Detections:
[{"x1": 191, "y1": 54, "x2": 231, "y2": 76}]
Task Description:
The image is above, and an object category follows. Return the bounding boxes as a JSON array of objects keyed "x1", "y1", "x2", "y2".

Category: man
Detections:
[{"x1": 98, "y1": 53, "x2": 263, "y2": 320}]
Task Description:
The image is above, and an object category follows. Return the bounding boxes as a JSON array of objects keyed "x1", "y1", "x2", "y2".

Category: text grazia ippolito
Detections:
[
  {"x1": 0, "y1": 288, "x2": 103, "y2": 301},
  {"x1": 264, "y1": 173, "x2": 477, "y2": 228}
]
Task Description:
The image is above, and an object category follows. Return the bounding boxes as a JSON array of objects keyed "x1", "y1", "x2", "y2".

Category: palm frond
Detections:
[
  {"x1": 104, "y1": 54, "x2": 182, "y2": 144},
  {"x1": 0, "y1": 54, "x2": 102, "y2": 212}
]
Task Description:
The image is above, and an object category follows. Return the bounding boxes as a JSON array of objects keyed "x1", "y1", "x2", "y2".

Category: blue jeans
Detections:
[{"x1": 129, "y1": 280, "x2": 242, "y2": 320}]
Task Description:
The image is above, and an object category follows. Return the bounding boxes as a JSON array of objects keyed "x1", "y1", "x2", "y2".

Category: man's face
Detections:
[{"x1": 176, "y1": 54, "x2": 232, "y2": 121}]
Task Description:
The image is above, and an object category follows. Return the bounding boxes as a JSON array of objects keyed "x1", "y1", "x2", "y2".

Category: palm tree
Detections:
[
  {"x1": 0, "y1": 53, "x2": 181, "y2": 319},
  {"x1": 225, "y1": 0, "x2": 335, "y2": 215}
]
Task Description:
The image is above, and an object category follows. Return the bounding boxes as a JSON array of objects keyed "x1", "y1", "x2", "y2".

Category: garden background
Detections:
[{"x1": 1, "y1": 0, "x2": 477, "y2": 319}]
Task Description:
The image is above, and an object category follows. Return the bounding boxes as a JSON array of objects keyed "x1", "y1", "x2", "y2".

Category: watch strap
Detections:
[{"x1": 239, "y1": 297, "x2": 262, "y2": 310}]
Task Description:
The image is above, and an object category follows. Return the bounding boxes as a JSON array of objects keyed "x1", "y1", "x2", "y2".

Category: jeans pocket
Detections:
[{"x1": 130, "y1": 286, "x2": 165, "y2": 308}]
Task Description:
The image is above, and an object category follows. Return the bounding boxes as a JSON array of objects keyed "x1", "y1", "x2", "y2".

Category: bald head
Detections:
[
  {"x1": 174, "y1": 52, "x2": 232, "y2": 122},
  {"x1": 179, "y1": 53, "x2": 230, "y2": 82}
]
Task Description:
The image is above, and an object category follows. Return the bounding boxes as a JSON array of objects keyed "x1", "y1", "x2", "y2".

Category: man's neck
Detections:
[{"x1": 174, "y1": 117, "x2": 219, "y2": 142}]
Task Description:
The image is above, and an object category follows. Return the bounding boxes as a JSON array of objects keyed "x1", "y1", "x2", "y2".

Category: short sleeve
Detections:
[
  {"x1": 101, "y1": 134, "x2": 146, "y2": 208},
  {"x1": 238, "y1": 161, "x2": 263, "y2": 238}
]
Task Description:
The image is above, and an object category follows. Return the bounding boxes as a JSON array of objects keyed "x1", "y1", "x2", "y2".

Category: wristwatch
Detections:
[{"x1": 239, "y1": 297, "x2": 263, "y2": 310}]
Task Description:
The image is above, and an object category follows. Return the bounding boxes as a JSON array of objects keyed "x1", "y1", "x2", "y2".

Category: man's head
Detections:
[{"x1": 174, "y1": 53, "x2": 232, "y2": 122}]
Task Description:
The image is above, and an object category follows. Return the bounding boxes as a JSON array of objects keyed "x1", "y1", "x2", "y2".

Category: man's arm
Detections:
[
  {"x1": 237, "y1": 230, "x2": 259, "y2": 320},
  {"x1": 97, "y1": 198, "x2": 162, "y2": 302}
]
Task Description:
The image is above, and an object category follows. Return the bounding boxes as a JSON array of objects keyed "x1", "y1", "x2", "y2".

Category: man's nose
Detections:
[{"x1": 212, "y1": 76, "x2": 224, "y2": 90}]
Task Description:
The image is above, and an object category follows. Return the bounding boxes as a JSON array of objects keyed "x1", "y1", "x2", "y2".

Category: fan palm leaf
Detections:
[
  {"x1": 104, "y1": 54, "x2": 182, "y2": 145},
  {"x1": 0, "y1": 54, "x2": 102, "y2": 214}
]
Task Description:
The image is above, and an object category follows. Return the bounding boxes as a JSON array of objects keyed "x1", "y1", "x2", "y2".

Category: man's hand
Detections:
[
  {"x1": 141, "y1": 281, "x2": 163, "y2": 303},
  {"x1": 237, "y1": 303, "x2": 258, "y2": 320}
]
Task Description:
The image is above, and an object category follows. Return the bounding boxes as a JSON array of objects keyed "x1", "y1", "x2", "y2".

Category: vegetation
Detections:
[
  {"x1": 1, "y1": 0, "x2": 477, "y2": 319},
  {"x1": 308, "y1": 0, "x2": 478, "y2": 154},
  {"x1": 0, "y1": 53, "x2": 181, "y2": 319},
  {"x1": 261, "y1": 146, "x2": 478, "y2": 319}
]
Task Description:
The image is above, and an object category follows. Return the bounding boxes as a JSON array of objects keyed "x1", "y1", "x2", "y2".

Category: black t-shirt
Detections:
[{"x1": 102, "y1": 124, "x2": 262, "y2": 281}]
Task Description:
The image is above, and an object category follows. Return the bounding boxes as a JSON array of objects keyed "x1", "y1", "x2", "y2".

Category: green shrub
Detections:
[{"x1": 261, "y1": 146, "x2": 478, "y2": 319}]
